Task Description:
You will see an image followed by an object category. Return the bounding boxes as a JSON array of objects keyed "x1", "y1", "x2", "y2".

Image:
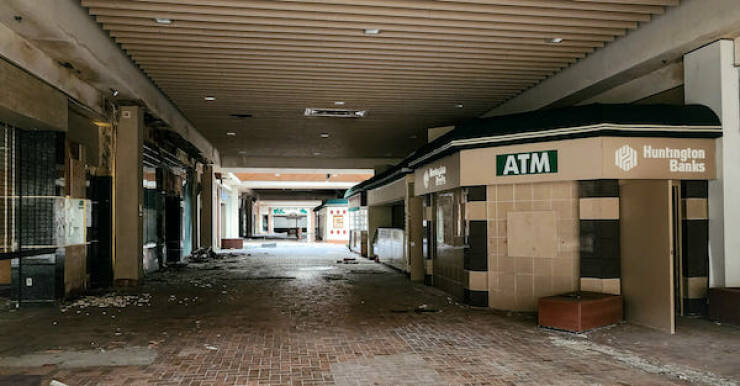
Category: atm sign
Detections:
[{"x1": 496, "y1": 150, "x2": 558, "y2": 176}]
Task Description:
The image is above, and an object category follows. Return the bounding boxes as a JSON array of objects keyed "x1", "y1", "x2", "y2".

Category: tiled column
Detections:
[
  {"x1": 114, "y1": 106, "x2": 144, "y2": 286},
  {"x1": 681, "y1": 181, "x2": 709, "y2": 314},
  {"x1": 463, "y1": 186, "x2": 489, "y2": 307},
  {"x1": 578, "y1": 180, "x2": 621, "y2": 294},
  {"x1": 200, "y1": 165, "x2": 214, "y2": 248}
]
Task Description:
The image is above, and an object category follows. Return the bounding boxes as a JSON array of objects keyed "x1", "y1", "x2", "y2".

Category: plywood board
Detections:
[
  {"x1": 507, "y1": 211, "x2": 557, "y2": 258},
  {"x1": 620, "y1": 180, "x2": 675, "y2": 334}
]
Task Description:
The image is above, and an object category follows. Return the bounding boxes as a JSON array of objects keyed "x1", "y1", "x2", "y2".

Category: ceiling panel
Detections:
[{"x1": 81, "y1": 0, "x2": 676, "y2": 163}]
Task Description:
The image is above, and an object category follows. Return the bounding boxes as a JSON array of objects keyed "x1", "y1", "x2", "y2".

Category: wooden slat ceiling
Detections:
[{"x1": 82, "y1": 0, "x2": 677, "y2": 162}]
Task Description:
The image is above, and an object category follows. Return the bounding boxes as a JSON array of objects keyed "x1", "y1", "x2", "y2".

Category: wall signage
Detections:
[
  {"x1": 272, "y1": 207, "x2": 308, "y2": 215},
  {"x1": 615, "y1": 144, "x2": 707, "y2": 173},
  {"x1": 496, "y1": 150, "x2": 558, "y2": 176},
  {"x1": 423, "y1": 166, "x2": 447, "y2": 189}
]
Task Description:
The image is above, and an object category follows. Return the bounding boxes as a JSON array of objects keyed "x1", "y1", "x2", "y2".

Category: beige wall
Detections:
[
  {"x1": 487, "y1": 181, "x2": 580, "y2": 311},
  {"x1": 0, "y1": 260, "x2": 9, "y2": 284},
  {"x1": 113, "y1": 106, "x2": 144, "y2": 284},
  {"x1": 0, "y1": 58, "x2": 67, "y2": 132}
]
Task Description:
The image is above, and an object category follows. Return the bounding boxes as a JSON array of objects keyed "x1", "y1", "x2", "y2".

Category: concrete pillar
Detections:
[
  {"x1": 200, "y1": 165, "x2": 214, "y2": 248},
  {"x1": 684, "y1": 40, "x2": 740, "y2": 287},
  {"x1": 407, "y1": 186, "x2": 425, "y2": 282},
  {"x1": 114, "y1": 106, "x2": 143, "y2": 285},
  {"x1": 367, "y1": 206, "x2": 392, "y2": 257}
]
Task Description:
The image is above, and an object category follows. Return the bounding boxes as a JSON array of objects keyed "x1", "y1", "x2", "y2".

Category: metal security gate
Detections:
[{"x1": 0, "y1": 122, "x2": 64, "y2": 306}]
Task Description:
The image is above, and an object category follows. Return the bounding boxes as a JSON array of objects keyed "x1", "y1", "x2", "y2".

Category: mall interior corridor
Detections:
[{"x1": 0, "y1": 242, "x2": 738, "y2": 385}]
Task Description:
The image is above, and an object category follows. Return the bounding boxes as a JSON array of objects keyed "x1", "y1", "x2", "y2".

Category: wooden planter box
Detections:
[
  {"x1": 708, "y1": 287, "x2": 740, "y2": 325},
  {"x1": 221, "y1": 238, "x2": 244, "y2": 249},
  {"x1": 538, "y1": 292, "x2": 623, "y2": 332}
]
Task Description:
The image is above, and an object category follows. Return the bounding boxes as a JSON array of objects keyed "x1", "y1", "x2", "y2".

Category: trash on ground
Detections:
[{"x1": 60, "y1": 293, "x2": 152, "y2": 312}]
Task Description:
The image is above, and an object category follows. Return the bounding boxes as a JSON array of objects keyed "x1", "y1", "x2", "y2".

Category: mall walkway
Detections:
[{"x1": 0, "y1": 242, "x2": 737, "y2": 385}]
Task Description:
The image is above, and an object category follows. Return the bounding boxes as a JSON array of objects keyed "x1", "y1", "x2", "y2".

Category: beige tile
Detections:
[
  {"x1": 602, "y1": 278, "x2": 621, "y2": 295},
  {"x1": 500, "y1": 237, "x2": 508, "y2": 256},
  {"x1": 533, "y1": 275, "x2": 553, "y2": 298},
  {"x1": 533, "y1": 183, "x2": 552, "y2": 201},
  {"x1": 488, "y1": 271, "x2": 499, "y2": 291},
  {"x1": 487, "y1": 220, "x2": 497, "y2": 238},
  {"x1": 488, "y1": 237, "x2": 498, "y2": 256},
  {"x1": 533, "y1": 258, "x2": 553, "y2": 277},
  {"x1": 497, "y1": 184, "x2": 513, "y2": 202},
  {"x1": 491, "y1": 291, "x2": 516, "y2": 310},
  {"x1": 684, "y1": 198, "x2": 708, "y2": 220},
  {"x1": 465, "y1": 202, "x2": 487, "y2": 221},
  {"x1": 550, "y1": 182, "x2": 572, "y2": 200},
  {"x1": 496, "y1": 220, "x2": 507, "y2": 237},
  {"x1": 686, "y1": 276, "x2": 708, "y2": 299},
  {"x1": 553, "y1": 275, "x2": 577, "y2": 293},
  {"x1": 499, "y1": 272, "x2": 515, "y2": 293},
  {"x1": 514, "y1": 184, "x2": 533, "y2": 201},
  {"x1": 486, "y1": 185, "x2": 497, "y2": 202},
  {"x1": 515, "y1": 273, "x2": 533, "y2": 298},
  {"x1": 486, "y1": 203, "x2": 497, "y2": 220},
  {"x1": 579, "y1": 198, "x2": 620, "y2": 220},
  {"x1": 553, "y1": 258, "x2": 575, "y2": 278},
  {"x1": 552, "y1": 200, "x2": 576, "y2": 220},
  {"x1": 580, "y1": 277, "x2": 602, "y2": 292},
  {"x1": 532, "y1": 200, "x2": 552, "y2": 210},
  {"x1": 500, "y1": 256, "x2": 515, "y2": 273},
  {"x1": 425, "y1": 259, "x2": 433, "y2": 275},
  {"x1": 514, "y1": 200, "x2": 533, "y2": 211},
  {"x1": 515, "y1": 257, "x2": 534, "y2": 273},
  {"x1": 496, "y1": 202, "x2": 514, "y2": 221},
  {"x1": 468, "y1": 270, "x2": 489, "y2": 291}
]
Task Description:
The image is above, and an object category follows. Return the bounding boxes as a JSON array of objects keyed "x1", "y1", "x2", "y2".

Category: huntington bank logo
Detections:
[{"x1": 615, "y1": 145, "x2": 638, "y2": 172}]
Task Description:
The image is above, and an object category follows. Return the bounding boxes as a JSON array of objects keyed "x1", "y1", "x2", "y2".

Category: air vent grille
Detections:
[{"x1": 304, "y1": 108, "x2": 367, "y2": 118}]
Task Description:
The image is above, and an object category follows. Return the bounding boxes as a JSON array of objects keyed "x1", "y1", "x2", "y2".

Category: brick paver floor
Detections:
[{"x1": 0, "y1": 241, "x2": 738, "y2": 385}]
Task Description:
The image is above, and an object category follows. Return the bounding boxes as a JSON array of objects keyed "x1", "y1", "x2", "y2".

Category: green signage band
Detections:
[{"x1": 496, "y1": 150, "x2": 558, "y2": 176}]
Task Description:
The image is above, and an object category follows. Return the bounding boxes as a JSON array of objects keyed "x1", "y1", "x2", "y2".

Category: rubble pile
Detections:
[
  {"x1": 60, "y1": 293, "x2": 152, "y2": 312},
  {"x1": 189, "y1": 247, "x2": 218, "y2": 262}
]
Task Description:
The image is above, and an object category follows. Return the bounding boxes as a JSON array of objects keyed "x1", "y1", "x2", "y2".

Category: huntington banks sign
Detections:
[{"x1": 496, "y1": 150, "x2": 558, "y2": 176}]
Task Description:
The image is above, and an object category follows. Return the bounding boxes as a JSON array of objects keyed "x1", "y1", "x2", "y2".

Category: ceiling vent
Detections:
[{"x1": 304, "y1": 108, "x2": 367, "y2": 118}]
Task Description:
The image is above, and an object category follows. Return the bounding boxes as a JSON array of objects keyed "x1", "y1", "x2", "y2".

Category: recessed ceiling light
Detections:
[
  {"x1": 155, "y1": 18, "x2": 173, "y2": 24},
  {"x1": 455, "y1": 103, "x2": 464, "y2": 108},
  {"x1": 238, "y1": 151, "x2": 247, "y2": 154},
  {"x1": 364, "y1": 28, "x2": 381, "y2": 35},
  {"x1": 334, "y1": 101, "x2": 345, "y2": 105},
  {"x1": 332, "y1": 174, "x2": 338, "y2": 177},
  {"x1": 110, "y1": 88, "x2": 119, "y2": 97},
  {"x1": 274, "y1": 173, "x2": 281, "y2": 177},
  {"x1": 226, "y1": 132, "x2": 236, "y2": 136},
  {"x1": 204, "y1": 96, "x2": 216, "y2": 101},
  {"x1": 546, "y1": 37, "x2": 564, "y2": 44},
  {"x1": 312, "y1": 152, "x2": 321, "y2": 156},
  {"x1": 320, "y1": 133, "x2": 330, "y2": 138}
]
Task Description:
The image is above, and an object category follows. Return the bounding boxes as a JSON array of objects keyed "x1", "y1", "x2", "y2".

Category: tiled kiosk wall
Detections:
[
  {"x1": 477, "y1": 182, "x2": 580, "y2": 312},
  {"x1": 578, "y1": 180, "x2": 621, "y2": 295},
  {"x1": 463, "y1": 186, "x2": 488, "y2": 307},
  {"x1": 681, "y1": 181, "x2": 709, "y2": 315}
]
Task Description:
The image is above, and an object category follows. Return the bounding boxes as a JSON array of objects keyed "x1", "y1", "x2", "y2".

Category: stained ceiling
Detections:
[{"x1": 81, "y1": 0, "x2": 677, "y2": 165}]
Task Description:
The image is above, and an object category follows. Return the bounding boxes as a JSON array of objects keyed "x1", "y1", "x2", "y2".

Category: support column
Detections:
[
  {"x1": 407, "y1": 182, "x2": 424, "y2": 282},
  {"x1": 200, "y1": 165, "x2": 214, "y2": 248},
  {"x1": 684, "y1": 40, "x2": 740, "y2": 287},
  {"x1": 114, "y1": 106, "x2": 143, "y2": 285}
]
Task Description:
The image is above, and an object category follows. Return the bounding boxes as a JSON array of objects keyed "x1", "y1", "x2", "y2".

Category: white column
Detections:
[{"x1": 684, "y1": 39, "x2": 740, "y2": 287}]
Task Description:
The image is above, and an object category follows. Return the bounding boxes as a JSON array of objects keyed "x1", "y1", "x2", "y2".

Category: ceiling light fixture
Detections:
[
  {"x1": 546, "y1": 37, "x2": 564, "y2": 44},
  {"x1": 364, "y1": 28, "x2": 381, "y2": 35},
  {"x1": 274, "y1": 173, "x2": 281, "y2": 177},
  {"x1": 204, "y1": 96, "x2": 216, "y2": 101},
  {"x1": 238, "y1": 151, "x2": 247, "y2": 155},
  {"x1": 334, "y1": 101, "x2": 345, "y2": 105},
  {"x1": 455, "y1": 103, "x2": 464, "y2": 108},
  {"x1": 320, "y1": 133, "x2": 330, "y2": 138},
  {"x1": 313, "y1": 152, "x2": 321, "y2": 156},
  {"x1": 110, "y1": 88, "x2": 119, "y2": 97},
  {"x1": 155, "y1": 17, "x2": 173, "y2": 24},
  {"x1": 226, "y1": 132, "x2": 236, "y2": 136}
]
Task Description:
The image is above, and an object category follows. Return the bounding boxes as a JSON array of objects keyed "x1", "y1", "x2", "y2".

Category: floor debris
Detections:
[{"x1": 60, "y1": 293, "x2": 152, "y2": 312}]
